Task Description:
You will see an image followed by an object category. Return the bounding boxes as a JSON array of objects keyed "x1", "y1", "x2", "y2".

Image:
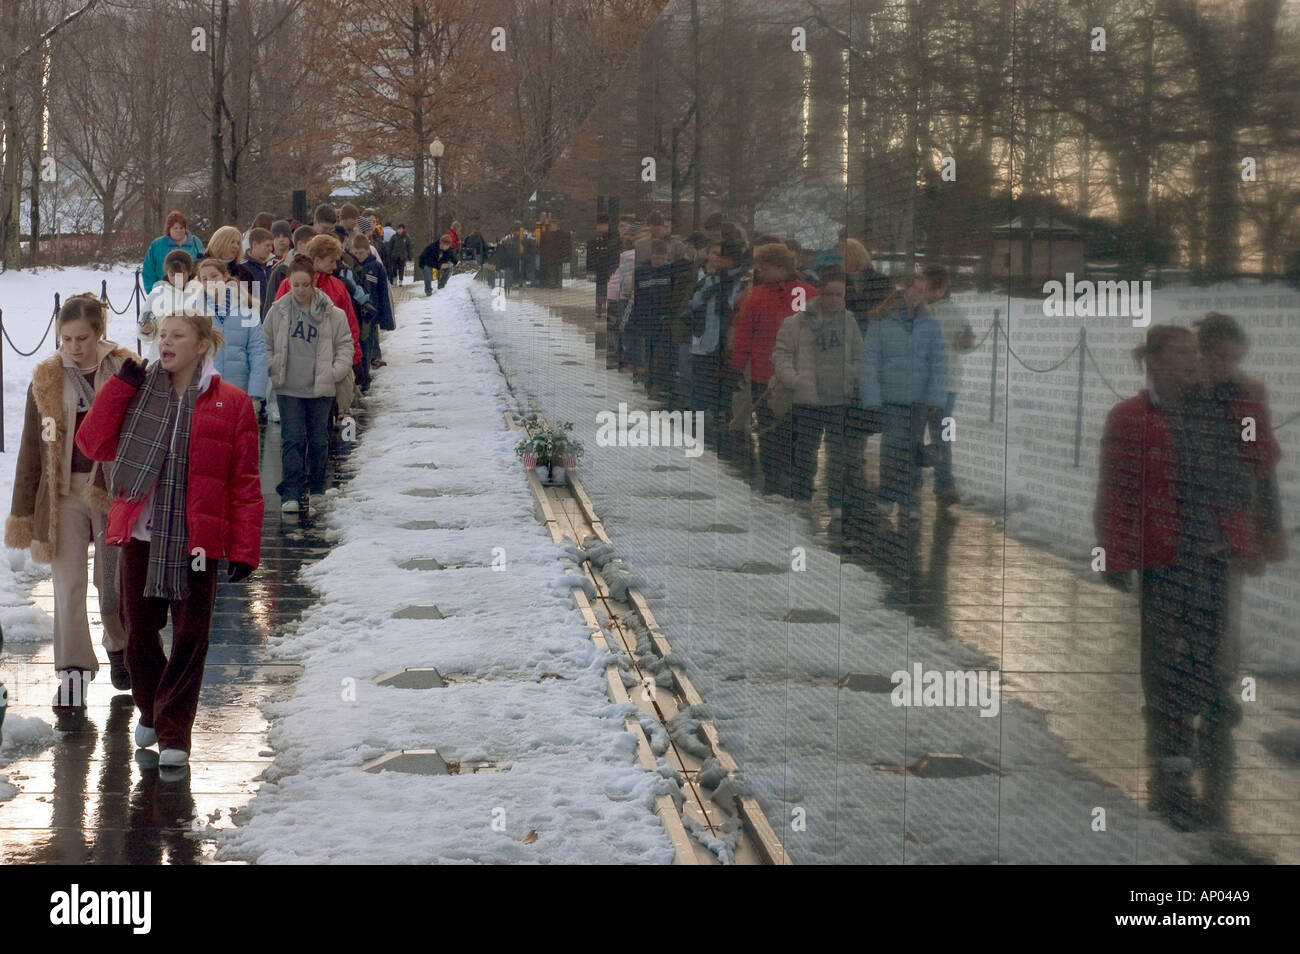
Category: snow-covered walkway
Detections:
[{"x1": 221, "y1": 279, "x2": 674, "y2": 863}]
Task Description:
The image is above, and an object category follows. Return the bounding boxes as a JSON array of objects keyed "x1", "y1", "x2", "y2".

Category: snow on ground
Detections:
[
  {"x1": 469, "y1": 277, "x2": 1224, "y2": 863},
  {"x1": 221, "y1": 279, "x2": 674, "y2": 864},
  {"x1": 0, "y1": 713, "x2": 59, "y2": 800},
  {"x1": 0, "y1": 264, "x2": 144, "y2": 769}
]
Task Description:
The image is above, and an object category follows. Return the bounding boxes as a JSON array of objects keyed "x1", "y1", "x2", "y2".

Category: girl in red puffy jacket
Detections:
[
  {"x1": 1093, "y1": 323, "x2": 1280, "y2": 831},
  {"x1": 76, "y1": 309, "x2": 263, "y2": 772}
]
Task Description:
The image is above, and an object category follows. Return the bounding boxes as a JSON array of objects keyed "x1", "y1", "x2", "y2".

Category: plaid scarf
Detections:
[{"x1": 108, "y1": 363, "x2": 202, "y2": 600}]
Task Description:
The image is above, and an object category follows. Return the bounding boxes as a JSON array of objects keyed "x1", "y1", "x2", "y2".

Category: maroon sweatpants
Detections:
[{"x1": 119, "y1": 539, "x2": 218, "y2": 754}]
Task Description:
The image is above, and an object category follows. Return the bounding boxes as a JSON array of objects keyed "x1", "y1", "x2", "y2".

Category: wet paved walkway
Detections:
[
  {"x1": 0, "y1": 315, "x2": 393, "y2": 862},
  {"x1": 513, "y1": 279, "x2": 1300, "y2": 865}
]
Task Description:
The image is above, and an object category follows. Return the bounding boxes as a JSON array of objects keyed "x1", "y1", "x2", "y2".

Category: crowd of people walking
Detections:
[{"x1": 6, "y1": 202, "x2": 402, "y2": 773}]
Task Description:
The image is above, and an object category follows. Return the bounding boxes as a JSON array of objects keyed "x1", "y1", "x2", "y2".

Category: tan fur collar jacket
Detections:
[{"x1": 5, "y1": 340, "x2": 137, "y2": 563}]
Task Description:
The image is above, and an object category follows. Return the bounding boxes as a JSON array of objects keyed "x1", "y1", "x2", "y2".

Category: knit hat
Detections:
[{"x1": 271, "y1": 219, "x2": 293, "y2": 238}]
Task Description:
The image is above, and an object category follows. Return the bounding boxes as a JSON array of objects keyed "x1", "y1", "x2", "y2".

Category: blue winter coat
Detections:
[
  {"x1": 142, "y1": 233, "x2": 205, "y2": 291},
  {"x1": 237, "y1": 258, "x2": 275, "y2": 319},
  {"x1": 206, "y1": 287, "x2": 267, "y2": 400},
  {"x1": 358, "y1": 252, "x2": 395, "y2": 331},
  {"x1": 858, "y1": 304, "x2": 948, "y2": 408}
]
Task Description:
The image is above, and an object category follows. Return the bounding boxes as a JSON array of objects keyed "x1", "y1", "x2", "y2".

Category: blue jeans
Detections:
[
  {"x1": 276, "y1": 395, "x2": 333, "y2": 500},
  {"x1": 932, "y1": 392, "x2": 957, "y2": 493},
  {"x1": 792, "y1": 405, "x2": 848, "y2": 508},
  {"x1": 423, "y1": 265, "x2": 451, "y2": 294},
  {"x1": 359, "y1": 324, "x2": 374, "y2": 381},
  {"x1": 617, "y1": 300, "x2": 639, "y2": 366},
  {"x1": 880, "y1": 403, "x2": 925, "y2": 511}
]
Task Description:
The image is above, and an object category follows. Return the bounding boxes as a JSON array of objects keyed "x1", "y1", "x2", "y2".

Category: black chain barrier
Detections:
[
  {"x1": 0, "y1": 303, "x2": 59, "y2": 357},
  {"x1": 970, "y1": 316, "x2": 998, "y2": 349},
  {"x1": 102, "y1": 279, "x2": 142, "y2": 316},
  {"x1": 0, "y1": 273, "x2": 144, "y2": 452},
  {"x1": 1000, "y1": 321, "x2": 1083, "y2": 374},
  {"x1": 1082, "y1": 338, "x2": 1128, "y2": 401},
  {"x1": 964, "y1": 312, "x2": 1296, "y2": 436}
]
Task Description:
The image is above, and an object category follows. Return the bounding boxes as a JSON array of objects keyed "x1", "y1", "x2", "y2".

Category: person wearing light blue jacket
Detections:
[
  {"x1": 196, "y1": 258, "x2": 267, "y2": 408},
  {"x1": 858, "y1": 273, "x2": 948, "y2": 518}
]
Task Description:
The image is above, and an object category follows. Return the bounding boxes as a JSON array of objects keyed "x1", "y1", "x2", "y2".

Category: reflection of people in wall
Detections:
[
  {"x1": 857, "y1": 272, "x2": 947, "y2": 521},
  {"x1": 1192, "y1": 312, "x2": 1288, "y2": 763},
  {"x1": 922, "y1": 265, "x2": 973, "y2": 508},
  {"x1": 1094, "y1": 324, "x2": 1280, "y2": 831}
]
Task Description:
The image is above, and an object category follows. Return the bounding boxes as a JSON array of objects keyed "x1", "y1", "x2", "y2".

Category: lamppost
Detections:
[{"x1": 428, "y1": 138, "x2": 444, "y2": 247}]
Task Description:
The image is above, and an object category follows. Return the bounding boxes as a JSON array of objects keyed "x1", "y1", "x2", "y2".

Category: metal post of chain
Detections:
[
  {"x1": 1073, "y1": 325, "x2": 1086, "y2": 467},
  {"x1": 135, "y1": 268, "x2": 143, "y2": 355},
  {"x1": 100, "y1": 278, "x2": 108, "y2": 302},
  {"x1": 988, "y1": 309, "x2": 1000, "y2": 424}
]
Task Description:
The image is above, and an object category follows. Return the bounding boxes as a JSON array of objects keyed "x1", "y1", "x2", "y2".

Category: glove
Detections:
[
  {"x1": 1101, "y1": 571, "x2": 1131, "y2": 593},
  {"x1": 116, "y1": 359, "x2": 147, "y2": 389},
  {"x1": 227, "y1": 561, "x2": 253, "y2": 583}
]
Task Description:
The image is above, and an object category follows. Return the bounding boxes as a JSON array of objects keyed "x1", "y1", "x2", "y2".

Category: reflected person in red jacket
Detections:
[
  {"x1": 76, "y1": 309, "x2": 263, "y2": 772},
  {"x1": 1094, "y1": 324, "x2": 1279, "y2": 831},
  {"x1": 728, "y1": 243, "x2": 817, "y2": 497}
]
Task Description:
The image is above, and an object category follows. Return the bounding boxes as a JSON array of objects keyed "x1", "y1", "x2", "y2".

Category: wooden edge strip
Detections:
[
  {"x1": 740, "y1": 796, "x2": 793, "y2": 866},
  {"x1": 626, "y1": 719, "x2": 699, "y2": 864},
  {"x1": 522, "y1": 410, "x2": 771, "y2": 865},
  {"x1": 566, "y1": 472, "x2": 613, "y2": 545}
]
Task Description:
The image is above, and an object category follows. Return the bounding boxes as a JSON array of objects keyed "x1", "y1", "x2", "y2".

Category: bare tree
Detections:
[{"x1": 0, "y1": 0, "x2": 100, "y2": 269}]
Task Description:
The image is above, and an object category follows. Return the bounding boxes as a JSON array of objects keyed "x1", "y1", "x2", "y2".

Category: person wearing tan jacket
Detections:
[
  {"x1": 6, "y1": 295, "x2": 137, "y2": 708},
  {"x1": 771, "y1": 265, "x2": 863, "y2": 519}
]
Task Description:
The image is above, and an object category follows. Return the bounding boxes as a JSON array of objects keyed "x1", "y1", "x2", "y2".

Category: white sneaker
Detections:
[
  {"x1": 282, "y1": 499, "x2": 300, "y2": 513},
  {"x1": 134, "y1": 723, "x2": 157, "y2": 748},
  {"x1": 159, "y1": 748, "x2": 189, "y2": 767}
]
